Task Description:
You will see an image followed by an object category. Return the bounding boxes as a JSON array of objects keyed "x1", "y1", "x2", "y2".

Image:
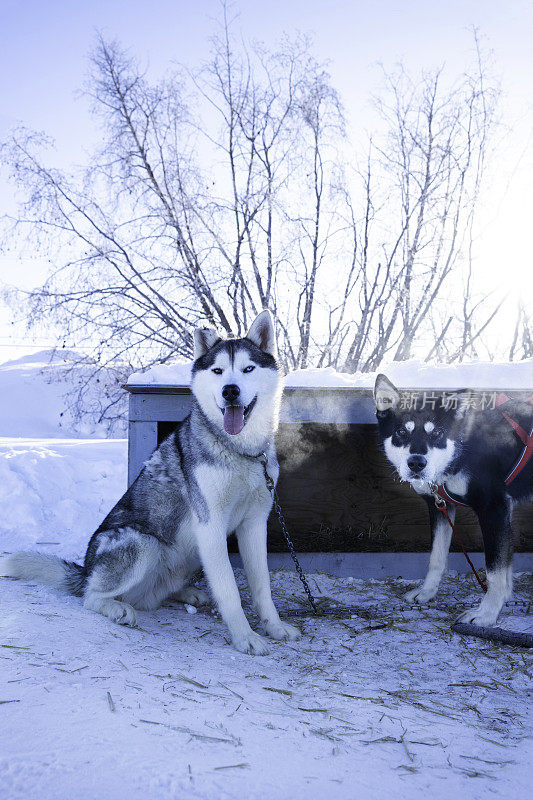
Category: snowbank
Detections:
[
  {"x1": 0, "y1": 438, "x2": 127, "y2": 558},
  {"x1": 0, "y1": 351, "x2": 126, "y2": 438},
  {"x1": 127, "y1": 358, "x2": 533, "y2": 389}
]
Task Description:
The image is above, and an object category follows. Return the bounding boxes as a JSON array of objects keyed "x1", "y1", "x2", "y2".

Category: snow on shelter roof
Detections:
[{"x1": 126, "y1": 358, "x2": 533, "y2": 390}]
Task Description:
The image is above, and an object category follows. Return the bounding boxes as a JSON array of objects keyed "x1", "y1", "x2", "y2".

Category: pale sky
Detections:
[{"x1": 0, "y1": 0, "x2": 532, "y2": 361}]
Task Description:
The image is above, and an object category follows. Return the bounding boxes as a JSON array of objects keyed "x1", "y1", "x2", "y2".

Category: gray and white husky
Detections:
[{"x1": 1, "y1": 311, "x2": 300, "y2": 655}]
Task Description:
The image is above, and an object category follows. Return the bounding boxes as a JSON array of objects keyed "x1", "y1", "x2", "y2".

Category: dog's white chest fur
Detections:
[{"x1": 194, "y1": 458, "x2": 271, "y2": 532}]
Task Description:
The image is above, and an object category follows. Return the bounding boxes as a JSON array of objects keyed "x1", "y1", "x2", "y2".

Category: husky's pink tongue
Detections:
[{"x1": 223, "y1": 405, "x2": 245, "y2": 435}]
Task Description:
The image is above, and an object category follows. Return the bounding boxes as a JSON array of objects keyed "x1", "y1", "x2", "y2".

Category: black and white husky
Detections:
[
  {"x1": 374, "y1": 374, "x2": 533, "y2": 626},
  {"x1": 1, "y1": 311, "x2": 300, "y2": 655}
]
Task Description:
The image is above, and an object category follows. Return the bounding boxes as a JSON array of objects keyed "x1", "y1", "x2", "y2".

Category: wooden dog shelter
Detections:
[{"x1": 125, "y1": 380, "x2": 533, "y2": 578}]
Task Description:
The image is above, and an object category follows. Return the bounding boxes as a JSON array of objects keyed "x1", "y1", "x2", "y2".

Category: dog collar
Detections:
[{"x1": 433, "y1": 483, "x2": 469, "y2": 508}]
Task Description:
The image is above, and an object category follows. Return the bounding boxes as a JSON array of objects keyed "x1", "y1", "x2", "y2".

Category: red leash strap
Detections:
[{"x1": 437, "y1": 504, "x2": 487, "y2": 593}]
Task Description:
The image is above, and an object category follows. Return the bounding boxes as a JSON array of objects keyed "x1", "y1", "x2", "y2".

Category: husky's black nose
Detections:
[
  {"x1": 222, "y1": 384, "x2": 241, "y2": 403},
  {"x1": 407, "y1": 455, "x2": 427, "y2": 474}
]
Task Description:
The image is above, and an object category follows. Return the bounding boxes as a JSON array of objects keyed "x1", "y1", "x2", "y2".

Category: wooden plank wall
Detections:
[{"x1": 157, "y1": 421, "x2": 533, "y2": 553}]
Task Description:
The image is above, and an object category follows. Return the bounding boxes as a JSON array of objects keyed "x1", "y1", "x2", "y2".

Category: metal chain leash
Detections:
[
  {"x1": 257, "y1": 453, "x2": 319, "y2": 613},
  {"x1": 282, "y1": 598, "x2": 532, "y2": 619}
]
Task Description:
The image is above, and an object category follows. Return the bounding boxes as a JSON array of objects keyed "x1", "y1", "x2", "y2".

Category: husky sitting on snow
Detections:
[
  {"x1": 1, "y1": 311, "x2": 300, "y2": 655},
  {"x1": 374, "y1": 374, "x2": 533, "y2": 626}
]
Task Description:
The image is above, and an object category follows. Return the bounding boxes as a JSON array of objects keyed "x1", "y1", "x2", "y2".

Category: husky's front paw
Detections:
[
  {"x1": 231, "y1": 629, "x2": 270, "y2": 656},
  {"x1": 404, "y1": 585, "x2": 438, "y2": 604},
  {"x1": 265, "y1": 620, "x2": 301, "y2": 641},
  {"x1": 457, "y1": 606, "x2": 499, "y2": 627}
]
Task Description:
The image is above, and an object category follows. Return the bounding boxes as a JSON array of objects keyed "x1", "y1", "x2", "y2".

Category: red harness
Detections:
[{"x1": 500, "y1": 405, "x2": 533, "y2": 485}]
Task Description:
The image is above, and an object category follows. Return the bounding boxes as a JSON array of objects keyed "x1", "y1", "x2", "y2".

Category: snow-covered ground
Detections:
[
  {"x1": 1, "y1": 563, "x2": 532, "y2": 800},
  {"x1": 1, "y1": 353, "x2": 532, "y2": 799}
]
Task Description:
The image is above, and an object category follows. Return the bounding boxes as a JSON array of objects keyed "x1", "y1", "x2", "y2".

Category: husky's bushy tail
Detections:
[{"x1": 0, "y1": 552, "x2": 87, "y2": 596}]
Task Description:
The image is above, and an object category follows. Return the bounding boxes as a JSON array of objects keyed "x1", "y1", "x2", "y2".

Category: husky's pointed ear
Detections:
[
  {"x1": 374, "y1": 374, "x2": 400, "y2": 412},
  {"x1": 246, "y1": 310, "x2": 277, "y2": 357},
  {"x1": 193, "y1": 327, "x2": 221, "y2": 359}
]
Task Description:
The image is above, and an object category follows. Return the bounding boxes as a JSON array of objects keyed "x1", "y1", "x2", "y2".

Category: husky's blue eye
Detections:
[
  {"x1": 243, "y1": 365, "x2": 255, "y2": 373},
  {"x1": 212, "y1": 368, "x2": 223, "y2": 375}
]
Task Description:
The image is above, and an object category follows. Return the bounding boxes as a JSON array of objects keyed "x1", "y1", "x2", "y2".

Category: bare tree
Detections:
[
  {"x1": 340, "y1": 43, "x2": 500, "y2": 371},
  {"x1": 1, "y1": 14, "x2": 503, "y2": 427},
  {"x1": 509, "y1": 303, "x2": 533, "y2": 360}
]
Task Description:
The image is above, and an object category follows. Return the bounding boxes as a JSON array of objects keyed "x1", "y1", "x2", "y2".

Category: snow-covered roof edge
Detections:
[{"x1": 127, "y1": 358, "x2": 533, "y2": 390}]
